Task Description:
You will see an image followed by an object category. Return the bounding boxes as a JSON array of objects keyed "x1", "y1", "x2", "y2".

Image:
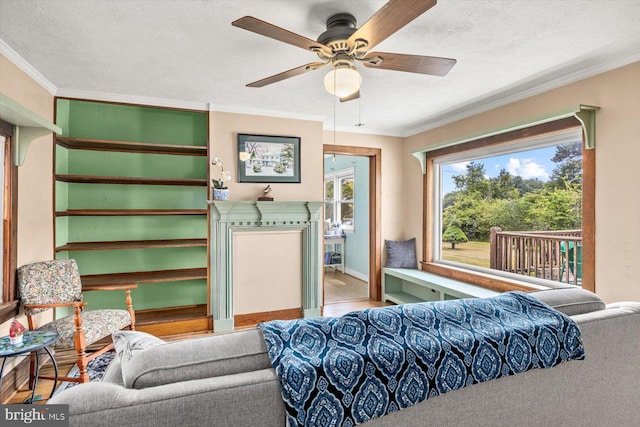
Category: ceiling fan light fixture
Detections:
[{"x1": 324, "y1": 65, "x2": 361, "y2": 98}]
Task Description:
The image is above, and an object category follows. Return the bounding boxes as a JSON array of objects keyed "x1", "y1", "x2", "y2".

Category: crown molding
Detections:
[
  {"x1": 404, "y1": 50, "x2": 640, "y2": 137},
  {"x1": 0, "y1": 39, "x2": 57, "y2": 95}
]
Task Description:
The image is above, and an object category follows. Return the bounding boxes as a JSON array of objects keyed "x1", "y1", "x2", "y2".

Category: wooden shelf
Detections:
[
  {"x1": 81, "y1": 267, "x2": 207, "y2": 290},
  {"x1": 57, "y1": 209, "x2": 207, "y2": 216},
  {"x1": 55, "y1": 101, "x2": 211, "y2": 337},
  {"x1": 56, "y1": 136, "x2": 207, "y2": 156},
  {"x1": 56, "y1": 174, "x2": 207, "y2": 186},
  {"x1": 135, "y1": 304, "x2": 210, "y2": 336},
  {"x1": 56, "y1": 238, "x2": 207, "y2": 252},
  {"x1": 135, "y1": 304, "x2": 208, "y2": 325}
]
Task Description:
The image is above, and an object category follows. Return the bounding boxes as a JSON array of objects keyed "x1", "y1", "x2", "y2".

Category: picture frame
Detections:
[{"x1": 237, "y1": 134, "x2": 301, "y2": 183}]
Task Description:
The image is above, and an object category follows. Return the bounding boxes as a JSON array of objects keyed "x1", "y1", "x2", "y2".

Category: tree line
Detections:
[{"x1": 443, "y1": 142, "x2": 582, "y2": 247}]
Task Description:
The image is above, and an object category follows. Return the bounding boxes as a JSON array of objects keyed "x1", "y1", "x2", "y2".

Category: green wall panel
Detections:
[
  {"x1": 58, "y1": 99, "x2": 207, "y2": 145},
  {"x1": 55, "y1": 144, "x2": 68, "y2": 174},
  {"x1": 66, "y1": 183, "x2": 207, "y2": 209},
  {"x1": 56, "y1": 100, "x2": 70, "y2": 138},
  {"x1": 66, "y1": 151, "x2": 207, "y2": 179},
  {"x1": 83, "y1": 279, "x2": 207, "y2": 311},
  {"x1": 66, "y1": 215, "x2": 206, "y2": 241},
  {"x1": 55, "y1": 217, "x2": 69, "y2": 247},
  {"x1": 55, "y1": 181, "x2": 68, "y2": 211},
  {"x1": 70, "y1": 247, "x2": 206, "y2": 275}
]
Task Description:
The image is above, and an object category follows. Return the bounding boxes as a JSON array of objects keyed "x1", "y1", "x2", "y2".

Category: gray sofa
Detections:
[{"x1": 49, "y1": 288, "x2": 640, "y2": 427}]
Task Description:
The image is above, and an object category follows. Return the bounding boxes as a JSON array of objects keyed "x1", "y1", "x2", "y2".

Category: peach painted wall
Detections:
[
  {"x1": 209, "y1": 111, "x2": 324, "y2": 202},
  {"x1": 0, "y1": 54, "x2": 55, "y2": 375},
  {"x1": 404, "y1": 61, "x2": 640, "y2": 303},
  {"x1": 0, "y1": 55, "x2": 54, "y2": 267},
  {"x1": 233, "y1": 230, "x2": 302, "y2": 315}
]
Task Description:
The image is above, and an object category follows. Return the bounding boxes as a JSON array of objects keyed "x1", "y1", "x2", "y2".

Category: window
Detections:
[
  {"x1": 0, "y1": 119, "x2": 18, "y2": 322},
  {"x1": 423, "y1": 117, "x2": 594, "y2": 292},
  {"x1": 324, "y1": 168, "x2": 355, "y2": 231}
]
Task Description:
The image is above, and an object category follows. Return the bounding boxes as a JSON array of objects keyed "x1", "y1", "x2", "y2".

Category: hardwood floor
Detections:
[
  {"x1": 4, "y1": 352, "x2": 73, "y2": 404},
  {"x1": 323, "y1": 299, "x2": 391, "y2": 317},
  {"x1": 4, "y1": 298, "x2": 390, "y2": 404},
  {"x1": 324, "y1": 269, "x2": 369, "y2": 303}
]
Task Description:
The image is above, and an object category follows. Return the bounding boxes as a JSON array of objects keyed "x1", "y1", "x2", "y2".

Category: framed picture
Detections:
[{"x1": 237, "y1": 134, "x2": 301, "y2": 183}]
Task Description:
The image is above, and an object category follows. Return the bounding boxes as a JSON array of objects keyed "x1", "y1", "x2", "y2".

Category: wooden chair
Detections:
[{"x1": 17, "y1": 259, "x2": 136, "y2": 383}]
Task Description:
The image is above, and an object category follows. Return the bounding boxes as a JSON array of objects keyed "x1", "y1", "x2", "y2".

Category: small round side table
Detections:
[{"x1": 0, "y1": 330, "x2": 58, "y2": 403}]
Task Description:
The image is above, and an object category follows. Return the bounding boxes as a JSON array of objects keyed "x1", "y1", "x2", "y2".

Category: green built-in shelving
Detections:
[{"x1": 54, "y1": 99, "x2": 209, "y2": 334}]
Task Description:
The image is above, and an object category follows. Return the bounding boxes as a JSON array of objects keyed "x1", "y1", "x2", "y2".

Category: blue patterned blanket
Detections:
[{"x1": 258, "y1": 291, "x2": 585, "y2": 427}]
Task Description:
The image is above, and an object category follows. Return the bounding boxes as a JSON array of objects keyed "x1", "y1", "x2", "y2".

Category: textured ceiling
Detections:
[{"x1": 1, "y1": 0, "x2": 639, "y2": 136}]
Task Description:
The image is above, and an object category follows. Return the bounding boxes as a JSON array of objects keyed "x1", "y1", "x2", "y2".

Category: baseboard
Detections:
[
  {"x1": 234, "y1": 308, "x2": 302, "y2": 328},
  {"x1": 344, "y1": 268, "x2": 369, "y2": 282}
]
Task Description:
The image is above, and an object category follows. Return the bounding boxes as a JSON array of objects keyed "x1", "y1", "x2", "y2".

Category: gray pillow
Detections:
[
  {"x1": 385, "y1": 238, "x2": 418, "y2": 268},
  {"x1": 529, "y1": 287, "x2": 606, "y2": 316},
  {"x1": 120, "y1": 329, "x2": 272, "y2": 389}
]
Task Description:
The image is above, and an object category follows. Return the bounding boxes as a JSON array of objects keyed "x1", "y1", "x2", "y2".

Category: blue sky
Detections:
[{"x1": 441, "y1": 146, "x2": 558, "y2": 195}]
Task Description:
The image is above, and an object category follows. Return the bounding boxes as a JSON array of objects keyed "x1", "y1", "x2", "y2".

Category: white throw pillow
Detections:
[{"x1": 112, "y1": 330, "x2": 166, "y2": 363}]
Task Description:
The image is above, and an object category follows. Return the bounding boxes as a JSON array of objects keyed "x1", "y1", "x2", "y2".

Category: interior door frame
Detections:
[{"x1": 323, "y1": 144, "x2": 382, "y2": 301}]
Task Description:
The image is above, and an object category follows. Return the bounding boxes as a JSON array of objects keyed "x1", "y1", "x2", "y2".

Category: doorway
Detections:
[
  {"x1": 322, "y1": 144, "x2": 382, "y2": 304},
  {"x1": 324, "y1": 154, "x2": 369, "y2": 303}
]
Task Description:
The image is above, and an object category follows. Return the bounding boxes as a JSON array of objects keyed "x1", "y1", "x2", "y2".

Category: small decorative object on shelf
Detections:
[
  {"x1": 213, "y1": 188, "x2": 230, "y2": 200},
  {"x1": 211, "y1": 157, "x2": 232, "y2": 200},
  {"x1": 258, "y1": 185, "x2": 274, "y2": 201},
  {"x1": 9, "y1": 319, "x2": 25, "y2": 346}
]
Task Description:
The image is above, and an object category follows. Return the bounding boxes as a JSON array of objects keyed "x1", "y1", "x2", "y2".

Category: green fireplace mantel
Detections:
[{"x1": 208, "y1": 201, "x2": 323, "y2": 332}]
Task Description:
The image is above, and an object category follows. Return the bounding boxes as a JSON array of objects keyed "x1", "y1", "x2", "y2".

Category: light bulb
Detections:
[{"x1": 324, "y1": 67, "x2": 361, "y2": 98}]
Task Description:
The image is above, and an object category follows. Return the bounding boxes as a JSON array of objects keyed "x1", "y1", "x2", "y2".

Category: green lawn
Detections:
[{"x1": 441, "y1": 240, "x2": 490, "y2": 268}]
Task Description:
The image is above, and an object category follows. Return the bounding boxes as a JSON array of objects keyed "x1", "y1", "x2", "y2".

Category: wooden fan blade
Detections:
[
  {"x1": 340, "y1": 90, "x2": 360, "y2": 103},
  {"x1": 348, "y1": 0, "x2": 437, "y2": 51},
  {"x1": 362, "y1": 52, "x2": 456, "y2": 76},
  {"x1": 233, "y1": 16, "x2": 330, "y2": 53},
  {"x1": 246, "y1": 62, "x2": 328, "y2": 88}
]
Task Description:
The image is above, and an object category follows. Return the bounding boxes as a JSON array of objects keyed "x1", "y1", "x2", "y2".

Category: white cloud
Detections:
[
  {"x1": 450, "y1": 161, "x2": 470, "y2": 172},
  {"x1": 507, "y1": 158, "x2": 549, "y2": 180}
]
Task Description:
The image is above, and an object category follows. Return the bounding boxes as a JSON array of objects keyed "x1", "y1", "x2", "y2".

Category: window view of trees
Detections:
[
  {"x1": 324, "y1": 169, "x2": 355, "y2": 230},
  {"x1": 324, "y1": 179, "x2": 335, "y2": 225},
  {"x1": 440, "y1": 141, "x2": 583, "y2": 269},
  {"x1": 340, "y1": 176, "x2": 354, "y2": 226}
]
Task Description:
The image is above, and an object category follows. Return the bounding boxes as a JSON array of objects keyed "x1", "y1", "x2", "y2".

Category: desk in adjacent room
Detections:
[{"x1": 324, "y1": 234, "x2": 345, "y2": 273}]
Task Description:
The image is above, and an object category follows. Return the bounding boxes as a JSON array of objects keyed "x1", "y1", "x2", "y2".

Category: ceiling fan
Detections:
[{"x1": 232, "y1": 0, "x2": 456, "y2": 102}]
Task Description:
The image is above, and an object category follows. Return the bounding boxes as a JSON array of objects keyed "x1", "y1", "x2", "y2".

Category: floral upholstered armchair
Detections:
[{"x1": 17, "y1": 259, "x2": 136, "y2": 383}]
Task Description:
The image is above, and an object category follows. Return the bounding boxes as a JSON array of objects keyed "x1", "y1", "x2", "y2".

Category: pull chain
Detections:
[
  {"x1": 355, "y1": 96, "x2": 364, "y2": 128},
  {"x1": 332, "y1": 70, "x2": 337, "y2": 162}
]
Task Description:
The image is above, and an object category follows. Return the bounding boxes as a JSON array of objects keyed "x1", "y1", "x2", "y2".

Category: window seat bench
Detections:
[{"x1": 382, "y1": 267, "x2": 500, "y2": 305}]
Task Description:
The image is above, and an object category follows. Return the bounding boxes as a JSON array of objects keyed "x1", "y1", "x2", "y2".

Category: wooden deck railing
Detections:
[{"x1": 489, "y1": 227, "x2": 582, "y2": 286}]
